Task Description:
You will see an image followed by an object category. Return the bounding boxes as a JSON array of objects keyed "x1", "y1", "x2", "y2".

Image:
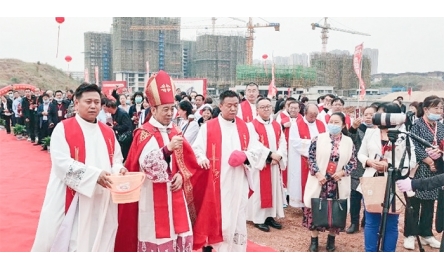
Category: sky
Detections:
[{"x1": 1, "y1": 1, "x2": 443, "y2": 75}]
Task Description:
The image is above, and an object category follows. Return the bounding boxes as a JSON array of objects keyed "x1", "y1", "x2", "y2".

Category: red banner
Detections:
[
  {"x1": 101, "y1": 81, "x2": 128, "y2": 99},
  {"x1": 267, "y1": 63, "x2": 277, "y2": 99},
  {"x1": 353, "y1": 43, "x2": 366, "y2": 100}
]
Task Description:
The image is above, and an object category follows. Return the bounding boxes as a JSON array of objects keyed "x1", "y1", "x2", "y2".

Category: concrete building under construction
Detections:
[
  {"x1": 111, "y1": 17, "x2": 182, "y2": 92},
  {"x1": 310, "y1": 52, "x2": 371, "y2": 91},
  {"x1": 192, "y1": 32, "x2": 246, "y2": 89},
  {"x1": 84, "y1": 32, "x2": 113, "y2": 84}
]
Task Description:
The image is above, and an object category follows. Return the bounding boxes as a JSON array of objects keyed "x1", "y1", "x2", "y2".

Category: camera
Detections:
[{"x1": 372, "y1": 111, "x2": 415, "y2": 129}]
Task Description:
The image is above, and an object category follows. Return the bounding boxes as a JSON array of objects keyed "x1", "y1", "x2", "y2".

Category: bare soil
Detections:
[{"x1": 247, "y1": 206, "x2": 441, "y2": 252}]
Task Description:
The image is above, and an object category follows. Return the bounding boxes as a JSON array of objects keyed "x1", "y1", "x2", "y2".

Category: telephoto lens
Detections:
[{"x1": 372, "y1": 113, "x2": 406, "y2": 128}]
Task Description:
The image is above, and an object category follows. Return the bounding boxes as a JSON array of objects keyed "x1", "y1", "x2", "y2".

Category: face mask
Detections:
[
  {"x1": 126, "y1": 100, "x2": 131, "y2": 105},
  {"x1": 427, "y1": 113, "x2": 441, "y2": 122},
  {"x1": 43, "y1": 100, "x2": 50, "y2": 104},
  {"x1": 327, "y1": 124, "x2": 342, "y2": 135},
  {"x1": 8, "y1": 94, "x2": 13, "y2": 99},
  {"x1": 364, "y1": 123, "x2": 374, "y2": 128},
  {"x1": 135, "y1": 97, "x2": 143, "y2": 104},
  {"x1": 55, "y1": 98, "x2": 63, "y2": 103}
]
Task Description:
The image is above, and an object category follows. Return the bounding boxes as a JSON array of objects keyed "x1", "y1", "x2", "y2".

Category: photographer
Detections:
[
  {"x1": 397, "y1": 176, "x2": 444, "y2": 252},
  {"x1": 358, "y1": 102, "x2": 417, "y2": 252}
]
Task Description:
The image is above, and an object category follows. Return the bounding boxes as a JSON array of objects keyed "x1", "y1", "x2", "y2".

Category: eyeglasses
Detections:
[{"x1": 259, "y1": 105, "x2": 272, "y2": 110}]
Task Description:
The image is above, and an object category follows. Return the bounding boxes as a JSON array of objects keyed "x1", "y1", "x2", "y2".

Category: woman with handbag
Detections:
[
  {"x1": 303, "y1": 112, "x2": 357, "y2": 252},
  {"x1": 358, "y1": 102, "x2": 417, "y2": 252}
]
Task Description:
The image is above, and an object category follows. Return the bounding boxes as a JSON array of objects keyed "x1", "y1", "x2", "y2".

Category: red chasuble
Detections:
[
  {"x1": 252, "y1": 119, "x2": 281, "y2": 208},
  {"x1": 63, "y1": 117, "x2": 115, "y2": 214},
  {"x1": 115, "y1": 121, "x2": 218, "y2": 251},
  {"x1": 239, "y1": 100, "x2": 254, "y2": 123},
  {"x1": 296, "y1": 117, "x2": 325, "y2": 199}
]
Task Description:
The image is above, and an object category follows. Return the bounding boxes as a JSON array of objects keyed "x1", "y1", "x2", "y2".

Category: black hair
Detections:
[
  {"x1": 256, "y1": 97, "x2": 271, "y2": 105},
  {"x1": 105, "y1": 99, "x2": 118, "y2": 108},
  {"x1": 205, "y1": 96, "x2": 213, "y2": 104},
  {"x1": 131, "y1": 91, "x2": 144, "y2": 102},
  {"x1": 324, "y1": 94, "x2": 336, "y2": 99},
  {"x1": 178, "y1": 100, "x2": 194, "y2": 117},
  {"x1": 212, "y1": 106, "x2": 221, "y2": 118},
  {"x1": 101, "y1": 97, "x2": 108, "y2": 106},
  {"x1": 301, "y1": 97, "x2": 309, "y2": 103},
  {"x1": 67, "y1": 89, "x2": 74, "y2": 94},
  {"x1": 54, "y1": 90, "x2": 63, "y2": 96},
  {"x1": 42, "y1": 93, "x2": 49, "y2": 98},
  {"x1": 74, "y1": 83, "x2": 101, "y2": 100},
  {"x1": 175, "y1": 95, "x2": 182, "y2": 103},
  {"x1": 201, "y1": 106, "x2": 213, "y2": 115},
  {"x1": 329, "y1": 112, "x2": 349, "y2": 136},
  {"x1": 417, "y1": 95, "x2": 443, "y2": 118},
  {"x1": 279, "y1": 100, "x2": 285, "y2": 110},
  {"x1": 331, "y1": 97, "x2": 345, "y2": 106},
  {"x1": 317, "y1": 95, "x2": 325, "y2": 104},
  {"x1": 219, "y1": 90, "x2": 239, "y2": 104},
  {"x1": 370, "y1": 102, "x2": 381, "y2": 108},
  {"x1": 245, "y1": 82, "x2": 259, "y2": 89},
  {"x1": 239, "y1": 91, "x2": 245, "y2": 97},
  {"x1": 195, "y1": 94, "x2": 205, "y2": 101}
]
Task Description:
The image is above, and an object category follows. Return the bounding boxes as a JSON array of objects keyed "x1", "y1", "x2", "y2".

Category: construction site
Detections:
[{"x1": 83, "y1": 17, "x2": 371, "y2": 94}]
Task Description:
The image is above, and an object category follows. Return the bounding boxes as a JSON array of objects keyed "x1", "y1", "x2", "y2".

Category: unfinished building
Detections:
[
  {"x1": 84, "y1": 32, "x2": 112, "y2": 84},
  {"x1": 193, "y1": 33, "x2": 246, "y2": 89},
  {"x1": 112, "y1": 17, "x2": 182, "y2": 93},
  {"x1": 310, "y1": 52, "x2": 371, "y2": 93}
]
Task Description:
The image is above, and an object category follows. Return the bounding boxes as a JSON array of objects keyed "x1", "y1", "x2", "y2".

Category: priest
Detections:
[
  {"x1": 193, "y1": 90, "x2": 269, "y2": 252},
  {"x1": 246, "y1": 97, "x2": 287, "y2": 232},
  {"x1": 115, "y1": 70, "x2": 196, "y2": 252},
  {"x1": 288, "y1": 103, "x2": 326, "y2": 208},
  {"x1": 31, "y1": 83, "x2": 127, "y2": 252},
  {"x1": 237, "y1": 82, "x2": 259, "y2": 123},
  {"x1": 324, "y1": 97, "x2": 352, "y2": 129}
]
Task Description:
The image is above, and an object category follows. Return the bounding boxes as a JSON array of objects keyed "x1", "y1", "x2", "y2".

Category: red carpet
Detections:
[{"x1": 0, "y1": 129, "x2": 275, "y2": 252}]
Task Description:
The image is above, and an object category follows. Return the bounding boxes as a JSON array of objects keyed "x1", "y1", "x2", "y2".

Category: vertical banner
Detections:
[
  {"x1": 84, "y1": 68, "x2": 89, "y2": 83},
  {"x1": 267, "y1": 63, "x2": 277, "y2": 99},
  {"x1": 95, "y1": 66, "x2": 99, "y2": 85},
  {"x1": 353, "y1": 43, "x2": 366, "y2": 100},
  {"x1": 407, "y1": 87, "x2": 412, "y2": 100}
]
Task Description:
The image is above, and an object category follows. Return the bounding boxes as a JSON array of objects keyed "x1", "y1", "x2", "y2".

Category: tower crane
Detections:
[
  {"x1": 311, "y1": 17, "x2": 370, "y2": 53},
  {"x1": 130, "y1": 17, "x2": 280, "y2": 65}
]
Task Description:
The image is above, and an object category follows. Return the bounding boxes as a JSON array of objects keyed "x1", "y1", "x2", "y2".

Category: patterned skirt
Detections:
[{"x1": 302, "y1": 178, "x2": 342, "y2": 235}]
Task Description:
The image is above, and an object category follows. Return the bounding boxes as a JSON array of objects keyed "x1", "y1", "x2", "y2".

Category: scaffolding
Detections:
[
  {"x1": 192, "y1": 32, "x2": 246, "y2": 88},
  {"x1": 236, "y1": 65, "x2": 317, "y2": 88},
  {"x1": 112, "y1": 17, "x2": 182, "y2": 76},
  {"x1": 310, "y1": 52, "x2": 371, "y2": 90},
  {"x1": 84, "y1": 32, "x2": 112, "y2": 83}
]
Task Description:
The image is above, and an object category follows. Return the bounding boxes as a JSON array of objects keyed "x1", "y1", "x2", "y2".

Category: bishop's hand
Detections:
[
  {"x1": 167, "y1": 136, "x2": 183, "y2": 151},
  {"x1": 170, "y1": 173, "x2": 183, "y2": 192},
  {"x1": 97, "y1": 171, "x2": 112, "y2": 188}
]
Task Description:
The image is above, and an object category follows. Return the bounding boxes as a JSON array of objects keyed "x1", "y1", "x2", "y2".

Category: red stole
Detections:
[
  {"x1": 240, "y1": 100, "x2": 254, "y2": 123},
  {"x1": 206, "y1": 117, "x2": 250, "y2": 242},
  {"x1": 325, "y1": 113, "x2": 351, "y2": 129},
  {"x1": 279, "y1": 112, "x2": 290, "y2": 188},
  {"x1": 150, "y1": 125, "x2": 190, "y2": 239},
  {"x1": 296, "y1": 117, "x2": 325, "y2": 199},
  {"x1": 63, "y1": 117, "x2": 115, "y2": 214},
  {"x1": 252, "y1": 119, "x2": 281, "y2": 208}
]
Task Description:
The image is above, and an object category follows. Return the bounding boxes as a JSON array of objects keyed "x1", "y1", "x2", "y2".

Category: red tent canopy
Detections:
[{"x1": 0, "y1": 84, "x2": 37, "y2": 96}]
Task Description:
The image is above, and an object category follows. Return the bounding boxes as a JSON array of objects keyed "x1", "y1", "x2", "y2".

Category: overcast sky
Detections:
[{"x1": 1, "y1": 2, "x2": 443, "y2": 75}]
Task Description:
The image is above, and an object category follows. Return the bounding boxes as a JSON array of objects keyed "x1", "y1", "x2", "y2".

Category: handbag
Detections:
[
  {"x1": 360, "y1": 176, "x2": 404, "y2": 214},
  {"x1": 311, "y1": 187, "x2": 348, "y2": 229},
  {"x1": 117, "y1": 130, "x2": 133, "y2": 145}
]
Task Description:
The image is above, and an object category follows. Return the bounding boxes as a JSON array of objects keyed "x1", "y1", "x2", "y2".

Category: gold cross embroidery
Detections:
[
  {"x1": 243, "y1": 134, "x2": 248, "y2": 151},
  {"x1": 210, "y1": 143, "x2": 220, "y2": 179},
  {"x1": 160, "y1": 84, "x2": 172, "y2": 92}
]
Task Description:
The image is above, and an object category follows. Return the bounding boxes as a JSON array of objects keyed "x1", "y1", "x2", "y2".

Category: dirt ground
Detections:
[{"x1": 246, "y1": 206, "x2": 441, "y2": 252}]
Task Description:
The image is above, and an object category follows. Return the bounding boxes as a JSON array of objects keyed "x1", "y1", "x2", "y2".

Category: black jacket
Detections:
[
  {"x1": 348, "y1": 123, "x2": 368, "y2": 190},
  {"x1": 111, "y1": 107, "x2": 133, "y2": 145},
  {"x1": 0, "y1": 98, "x2": 13, "y2": 117},
  {"x1": 21, "y1": 95, "x2": 38, "y2": 120},
  {"x1": 49, "y1": 100, "x2": 70, "y2": 126}
]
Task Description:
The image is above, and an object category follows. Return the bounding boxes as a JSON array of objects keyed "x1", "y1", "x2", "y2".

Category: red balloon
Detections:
[
  {"x1": 65, "y1": 56, "x2": 72, "y2": 63},
  {"x1": 262, "y1": 54, "x2": 268, "y2": 60},
  {"x1": 55, "y1": 17, "x2": 65, "y2": 24}
]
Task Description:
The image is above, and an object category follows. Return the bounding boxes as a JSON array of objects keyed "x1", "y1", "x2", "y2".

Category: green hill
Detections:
[{"x1": 0, "y1": 58, "x2": 80, "y2": 90}]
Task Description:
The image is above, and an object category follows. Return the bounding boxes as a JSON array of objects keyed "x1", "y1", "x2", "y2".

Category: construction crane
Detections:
[
  {"x1": 311, "y1": 17, "x2": 370, "y2": 53},
  {"x1": 130, "y1": 17, "x2": 280, "y2": 65}
]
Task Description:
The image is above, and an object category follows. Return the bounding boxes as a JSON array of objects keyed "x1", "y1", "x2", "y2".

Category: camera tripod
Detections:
[{"x1": 377, "y1": 129, "x2": 429, "y2": 252}]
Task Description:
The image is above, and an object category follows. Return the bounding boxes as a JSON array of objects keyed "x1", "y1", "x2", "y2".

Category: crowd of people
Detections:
[{"x1": 1, "y1": 72, "x2": 443, "y2": 253}]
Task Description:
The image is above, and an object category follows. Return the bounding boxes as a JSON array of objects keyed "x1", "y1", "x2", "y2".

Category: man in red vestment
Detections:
[
  {"x1": 288, "y1": 104, "x2": 326, "y2": 208},
  {"x1": 237, "y1": 82, "x2": 259, "y2": 122},
  {"x1": 324, "y1": 97, "x2": 352, "y2": 129}
]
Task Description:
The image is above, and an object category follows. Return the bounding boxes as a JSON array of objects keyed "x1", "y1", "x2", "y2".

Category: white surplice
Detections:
[
  {"x1": 246, "y1": 117, "x2": 287, "y2": 224},
  {"x1": 288, "y1": 116, "x2": 325, "y2": 208},
  {"x1": 137, "y1": 117, "x2": 193, "y2": 252},
  {"x1": 192, "y1": 115, "x2": 269, "y2": 252},
  {"x1": 31, "y1": 114, "x2": 125, "y2": 252},
  {"x1": 179, "y1": 118, "x2": 200, "y2": 145}
]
